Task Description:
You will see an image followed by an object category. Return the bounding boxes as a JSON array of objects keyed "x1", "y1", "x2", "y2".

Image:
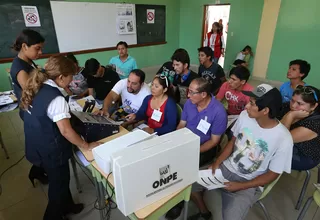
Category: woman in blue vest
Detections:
[
  {"x1": 10, "y1": 29, "x2": 48, "y2": 185},
  {"x1": 20, "y1": 55, "x2": 99, "y2": 220}
]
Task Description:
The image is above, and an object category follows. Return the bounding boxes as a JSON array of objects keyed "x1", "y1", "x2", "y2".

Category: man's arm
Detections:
[
  {"x1": 225, "y1": 170, "x2": 280, "y2": 192},
  {"x1": 200, "y1": 134, "x2": 221, "y2": 153},
  {"x1": 88, "y1": 88, "x2": 94, "y2": 96},
  {"x1": 102, "y1": 91, "x2": 120, "y2": 114},
  {"x1": 177, "y1": 120, "x2": 187, "y2": 130}
]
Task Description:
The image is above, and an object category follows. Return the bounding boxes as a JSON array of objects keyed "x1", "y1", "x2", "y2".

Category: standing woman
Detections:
[
  {"x1": 21, "y1": 55, "x2": 99, "y2": 220},
  {"x1": 10, "y1": 29, "x2": 48, "y2": 185},
  {"x1": 203, "y1": 22, "x2": 225, "y2": 63}
]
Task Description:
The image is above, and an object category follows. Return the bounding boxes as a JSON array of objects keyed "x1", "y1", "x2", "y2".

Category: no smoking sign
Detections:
[
  {"x1": 26, "y1": 13, "x2": 38, "y2": 24},
  {"x1": 147, "y1": 9, "x2": 155, "y2": 24}
]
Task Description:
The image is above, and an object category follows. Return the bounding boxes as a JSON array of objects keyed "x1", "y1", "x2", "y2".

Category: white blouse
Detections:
[{"x1": 44, "y1": 79, "x2": 71, "y2": 122}]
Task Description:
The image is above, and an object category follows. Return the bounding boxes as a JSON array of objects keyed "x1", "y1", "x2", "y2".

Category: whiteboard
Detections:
[{"x1": 50, "y1": 1, "x2": 137, "y2": 53}]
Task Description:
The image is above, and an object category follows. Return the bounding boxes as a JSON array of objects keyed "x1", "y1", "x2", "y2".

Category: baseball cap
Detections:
[
  {"x1": 83, "y1": 58, "x2": 100, "y2": 76},
  {"x1": 242, "y1": 84, "x2": 282, "y2": 118}
]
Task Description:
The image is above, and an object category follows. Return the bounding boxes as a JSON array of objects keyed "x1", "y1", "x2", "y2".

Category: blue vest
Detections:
[{"x1": 24, "y1": 84, "x2": 72, "y2": 168}]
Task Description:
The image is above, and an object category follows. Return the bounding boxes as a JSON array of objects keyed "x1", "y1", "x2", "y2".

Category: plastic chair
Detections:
[
  {"x1": 294, "y1": 165, "x2": 320, "y2": 210},
  {"x1": 255, "y1": 175, "x2": 281, "y2": 220},
  {"x1": 297, "y1": 189, "x2": 320, "y2": 220}
]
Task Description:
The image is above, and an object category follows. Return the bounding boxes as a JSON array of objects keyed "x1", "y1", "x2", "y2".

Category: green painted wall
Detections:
[
  {"x1": 178, "y1": 0, "x2": 264, "y2": 72},
  {"x1": 267, "y1": 0, "x2": 320, "y2": 87},
  {"x1": 0, "y1": 0, "x2": 180, "y2": 91}
]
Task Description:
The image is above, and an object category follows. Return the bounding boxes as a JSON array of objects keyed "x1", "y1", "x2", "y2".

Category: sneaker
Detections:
[{"x1": 188, "y1": 212, "x2": 212, "y2": 220}]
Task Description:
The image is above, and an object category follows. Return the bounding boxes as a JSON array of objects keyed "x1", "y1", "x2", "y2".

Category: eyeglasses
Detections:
[
  {"x1": 157, "y1": 74, "x2": 169, "y2": 87},
  {"x1": 187, "y1": 88, "x2": 201, "y2": 96},
  {"x1": 296, "y1": 85, "x2": 319, "y2": 101}
]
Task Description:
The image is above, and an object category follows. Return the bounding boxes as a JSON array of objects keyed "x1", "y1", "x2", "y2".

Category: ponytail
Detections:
[
  {"x1": 20, "y1": 55, "x2": 76, "y2": 110},
  {"x1": 20, "y1": 68, "x2": 48, "y2": 110}
]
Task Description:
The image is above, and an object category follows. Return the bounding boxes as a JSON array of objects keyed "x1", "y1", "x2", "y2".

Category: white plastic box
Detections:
[
  {"x1": 112, "y1": 128, "x2": 200, "y2": 216},
  {"x1": 92, "y1": 130, "x2": 152, "y2": 174}
]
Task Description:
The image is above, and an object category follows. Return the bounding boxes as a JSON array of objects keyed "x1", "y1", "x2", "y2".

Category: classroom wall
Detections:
[
  {"x1": 0, "y1": 0, "x2": 180, "y2": 91},
  {"x1": 252, "y1": 0, "x2": 281, "y2": 79},
  {"x1": 178, "y1": 0, "x2": 264, "y2": 72},
  {"x1": 266, "y1": 0, "x2": 320, "y2": 87}
]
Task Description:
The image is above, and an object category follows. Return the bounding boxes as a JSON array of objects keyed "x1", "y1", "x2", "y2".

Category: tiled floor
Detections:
[{"x1": 0, "y1": 80, "x2": 319, "y2": 220}]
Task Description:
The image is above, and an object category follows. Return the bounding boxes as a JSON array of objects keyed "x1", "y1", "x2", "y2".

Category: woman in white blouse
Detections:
[{"x1": 20, "y1": 55, "x2": 99, "y2": 220}]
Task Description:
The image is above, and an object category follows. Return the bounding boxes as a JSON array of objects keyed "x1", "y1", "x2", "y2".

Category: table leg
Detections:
[
  {"x1": 70, "y1": 156, "x2": 82, "y2": 193},
  {"x1": 182, "y1": 201, "x2": 189, "y2": 220},
  {"x1": 93, "y1": 175, "x2": 105, "y2": 220}
]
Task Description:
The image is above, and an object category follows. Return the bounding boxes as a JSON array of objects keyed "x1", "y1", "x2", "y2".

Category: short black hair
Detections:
[
  {"x1": 66, "y1": 53, "x2": 78, "y2": 65},
  {"x1": 116, "y1": 41, "x2": 128, "y2": 48},
  {"x1": 289, "y1": 59, "x2": 311, "y2": 80},
  {"x1": 229, "y1": 66, "x2": 251, "y2": 82},
  {"x1": 192, "y1": 77, "x2": 212, "y2": 96},
  {"x1": 198, "y1": 47, "x2": 213, "y2": 60},
  {"x1": 130, "y1": 69, "x2": 146, "y2": 84},
  {"x1": 173, "y1": 48, "x2": 188, "y2": 55},
  {"x1": 242, "y1": 45, "x2": 252, "y2": 52},
  {"x1": 171, "y1": 51, "x2": 190, "y2": 68},
  {"x1": 84, "y1": 58, "x2": 100, "y2": 76},
  {"x1": 12, "y1": 29, "x2": 45, "y2": 52}
]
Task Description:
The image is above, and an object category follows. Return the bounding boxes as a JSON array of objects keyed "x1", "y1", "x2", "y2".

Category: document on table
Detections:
[
  {"x1": 197, "y1": 169, "x2": 229, "y2": 190},
  {"x1": 0, "y1": 95, "x2": 14, "y2": 106}
]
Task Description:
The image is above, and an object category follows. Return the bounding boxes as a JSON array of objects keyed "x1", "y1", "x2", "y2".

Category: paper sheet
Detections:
[
  {"x1": 0, "y1": 95, "x2": 14, "y2": 106},
  {"x1": 197, "y1": 169, "x2": 229, "y2": 190},
  {"x1": 76, "y1": 150, "x2": 90, "y2": 167},
  {"x1": 68, "y1": 95, "x2": 83, "y2": 112}
]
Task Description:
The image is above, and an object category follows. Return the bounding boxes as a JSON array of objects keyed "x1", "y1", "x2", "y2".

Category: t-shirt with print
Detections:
[
  {"x1": 172, "y1": 70, "x2": 199, "y2": 105},
  {"x1": 156, "y1": 61, "x2": 175, "y2": 84},
  {"x1": 181, "y1": 97, "x2": 227, "y2": 145},
  {"x1": 112, "y1": 78, "x2": 151, "y2": 114},
  {"x1": 223, "y1": 110, "x2": 293, "y2": 180},
  {"x1": 216, "y1": 82, "x2": 253, "y2": 115},
  {"x1": 68, "y1": 71, "x2": 88, "y2": 95},
  {"x1": 87, "y1": 66, "x2": 120, "y2": 100},
  {"x1": 198, "y1": 63, "x2": 225, "y2": 93},
  {"x1": 280, "y1": 81, "x2": 307, "y2": 103}
]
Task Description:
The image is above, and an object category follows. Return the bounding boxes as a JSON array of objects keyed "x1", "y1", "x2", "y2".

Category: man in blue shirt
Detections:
[
  {"x1": 280, "y1": 59, "x2": 310, "y2": 103},
  {"x1": 109, "y1": 41, "x2": 138, "y2": 79}
]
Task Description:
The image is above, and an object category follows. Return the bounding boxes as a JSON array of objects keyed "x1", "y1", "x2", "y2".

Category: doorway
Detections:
[{"x1": 201, "y1": 4, "x2": 231, "y2": 68}]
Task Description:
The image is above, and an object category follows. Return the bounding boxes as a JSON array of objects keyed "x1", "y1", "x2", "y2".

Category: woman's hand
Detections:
[
  {"x1": 289, "y1": 110, "x2": 310, "y2": 120},
  {"x1": 125, "y1": 113, "x2": 136, "y2": 121},
  {"x1": 143, "y1": 127, "x2": 154, "y2": 134}
]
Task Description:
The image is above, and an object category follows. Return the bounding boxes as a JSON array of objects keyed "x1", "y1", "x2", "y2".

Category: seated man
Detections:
[
  {"x1": 216, "y1": 66, "x2": 253, "y2": 115},
  {"x1": 189, "y1": 84, "x2": 293, "y2": 220},
  {"x1": 198, "y1": 46, "x2": 226, "y2": 94},
  {"x1": 166, "y1": 78, "x2": 227, "y2": 220},
  {"x1": 156, "y1": 48, "x2": 188, "y2": 84},
  {"x1": 96, "y1": 69, "x2": 151, "y2": 119},
  {"x1": 171, "y1": 50, "x2": 199, "y2": 106},
  {"x1": 109, "y1": 41, "x2": 138, "y2": 79},
  {"x1": 177, "y1": 78, "x2": 227, "y2": 166},
  {"x1": 84, "y1": 58, "x2": 120, "y2": 104}
]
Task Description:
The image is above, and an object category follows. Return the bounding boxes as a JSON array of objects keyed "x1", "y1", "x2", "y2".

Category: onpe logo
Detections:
[{"x1": 152, "y1": 165, "x2": 177, "y2": 189}]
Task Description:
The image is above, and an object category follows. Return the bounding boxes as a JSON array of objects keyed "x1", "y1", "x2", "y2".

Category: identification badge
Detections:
[
  {"x1": 197, "y1": 117, "x2": 211, "y2": 135},
  {"x1": 151, "y1": 109, "x2": 162, "y2": 122}
]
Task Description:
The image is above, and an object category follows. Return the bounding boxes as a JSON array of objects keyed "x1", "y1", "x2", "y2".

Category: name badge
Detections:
[
  {"x1": 151, "y1": 109, "x2": 162, "y2": 122},
  {"x1": 197, "y1": 117, "x2": 211, "y2": 135}
]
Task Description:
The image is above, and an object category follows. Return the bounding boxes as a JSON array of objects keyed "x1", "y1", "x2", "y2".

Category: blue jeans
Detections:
[{"x1": 292, "y1": 145, "x2": 319, "y2": 171}]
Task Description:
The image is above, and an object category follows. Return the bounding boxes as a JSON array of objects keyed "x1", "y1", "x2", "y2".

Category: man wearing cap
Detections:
[
  {"x1": 188, "y1": 84, "x2": 293, "y2": 220},
  {"x1": 84, "y1": 58, "x2": 120, "y2": 104}
]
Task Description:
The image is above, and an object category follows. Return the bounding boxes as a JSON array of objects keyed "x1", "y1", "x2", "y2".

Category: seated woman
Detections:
[
  {"x1": 126, "y1": 75, "x2": 177, "y2": 135},
  {"x1": 281, "y1": 85, "x2": 320, "y2": 170}
]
